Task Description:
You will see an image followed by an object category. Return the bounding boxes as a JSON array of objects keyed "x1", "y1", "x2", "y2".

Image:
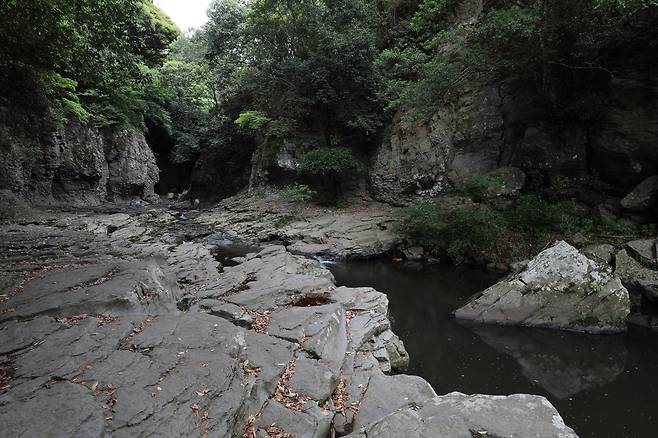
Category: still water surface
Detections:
[{"x1": 329, "y1": 260, "x2": 658, "y2": 438}]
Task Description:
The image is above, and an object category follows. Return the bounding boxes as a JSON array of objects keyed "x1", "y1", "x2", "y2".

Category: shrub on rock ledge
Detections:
[
  {"x1": 298, "y1": 147, "x2": 361, "y2": 205},
  {"x1": 280, "y1": 184, "x2": 316, "y2": 204}
]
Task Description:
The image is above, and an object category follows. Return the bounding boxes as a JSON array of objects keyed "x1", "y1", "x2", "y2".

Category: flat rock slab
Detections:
[
  {"x1": 0, "y1": 313, "x2": 295, "y2": 437},
  {"x1": 456, "y1": 241, "x2": 630, "y2": 333},
  {"x1": 196, "y1": 191, "x2": 401, "y2": 260},
  {"x1": 0, "y1": 261, "x2": 182, "y2": 323},
  {"x1": 0, "y1": 209, "x2": 580, "y2": 437},
  {"x1": 347, "y1": 392, "x2": 578, "y2": 438}
]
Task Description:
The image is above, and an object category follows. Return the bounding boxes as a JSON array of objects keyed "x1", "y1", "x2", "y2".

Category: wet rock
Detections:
[
  {"x1": 626, "y1": 238, "x2": 658, "y2": 262},
  {"x1": 455, "y1": 241, "x2": 630, "y2": 333},
  {"x1": 582, "y1": 244, "x2": 616, "y2": 265},
  {"x1": 401, "y1": 246, "x2": 424, "y2": 261},
  {"x1": 621, "y1": 175, "x2": 658, "y2": 212},
  {"x1": 346, "y1": 392, "x2": 578, "y2": 438},
  {"x1": 616, "y1": 249, "x2": 658, "y2": 304}
]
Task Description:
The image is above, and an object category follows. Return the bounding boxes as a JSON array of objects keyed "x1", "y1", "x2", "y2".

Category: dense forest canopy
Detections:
[
  {"x1": 1, "y1": 0, "x2": 657, "y2": 167},
  {"x1": 0, "y1": 0, "x2": 179, "y2": 126}
]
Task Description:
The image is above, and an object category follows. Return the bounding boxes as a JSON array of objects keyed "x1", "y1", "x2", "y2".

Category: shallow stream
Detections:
[{"x1": 329, "y1": 260, "x2": 658, "y2": 438}]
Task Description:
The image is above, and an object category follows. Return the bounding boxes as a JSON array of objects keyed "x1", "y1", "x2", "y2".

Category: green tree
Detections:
[
  {"x1": 298, "y1": 147, "x2": 362, "y2": 204},
  {"x1": 236, "y1": 0, "x2": 386, "y2": 149},
  {"x1": 0, "y1": 0, "x2": 179, "y2": 127}
]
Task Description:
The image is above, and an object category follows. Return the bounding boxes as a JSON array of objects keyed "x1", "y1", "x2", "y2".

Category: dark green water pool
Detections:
[{"x1": 329, "y1": 260, "x2": 658, "y2": 438}]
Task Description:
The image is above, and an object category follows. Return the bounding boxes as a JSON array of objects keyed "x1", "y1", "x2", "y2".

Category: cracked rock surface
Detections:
[
  {"x1": 0, "y1": 204, "x2": 577, "y2": 437},
  {"x1": 196, "y1": 190, "x2": 400, "y2": 260},
  {"x1": 456, "y1": 241, "x2": 630, "y2": 333}
]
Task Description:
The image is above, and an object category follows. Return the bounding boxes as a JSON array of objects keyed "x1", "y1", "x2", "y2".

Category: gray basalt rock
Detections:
[
  {"x1": 197, "y1": 190, "x2": 402, "y2": 260},
  {"x1": 346, "y1": 392, "x2": 578, "y2": 438},
  {"x1": 0, "y1": 261, "x2": 183, "y2": 323},
  {"x1": 0, "y1": 118, "x2": 159, "y2": 206},
  {"x1": 616, "y1": 249, "x2": 658, "y2": 300},
  {"x1": 625, "y1": 238, "x2": 658, "y2": 262},
  {"x1": 0, "y1": 208, "x2": 579, "y2": 437},
  {"x1": 455, "y1": 241, "x2": 630, "y2": 333},
  {"x1": 621, "y1": 175, "x2": 658, "y2": 212},
  {"x1": 104, "y1": 128, "x2": 160, "y2": 202},
  {"x1": 0, "y1": 314, "x2": 295, "y2": 438},
  {"x1": 581, "y1": 244, "x2": 616, "y2": 265}
]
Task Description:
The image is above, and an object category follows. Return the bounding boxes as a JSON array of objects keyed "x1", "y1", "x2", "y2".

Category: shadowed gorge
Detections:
[{"x1": 1, "y1": 0, "x2": 658, "y2": 437}]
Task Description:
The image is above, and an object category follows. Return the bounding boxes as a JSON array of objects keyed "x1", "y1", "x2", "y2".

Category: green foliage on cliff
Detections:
[
  {"x1": 3, "y1": 0, "x2": 658, "y2": 183},
  {"x1": 377, "y1": 0, "x2": 658, "y2": 118},
  {"x1": 0, "y1": 0, "x2": 179, "y2": 127},
  {"x1": 299, "y1": 148, "x2": 362, "y2": 177},
  {"x1": 395, "y1": 193, "x2": 630, "y2": 263},
  {"x1": 395, "y1": 203, "x2": 506, "y2": 262},
  {"x1": 298, "y1": 147, "x2": 362, "y2": 205},
  {"x1": 235, "y1": 112, "x2": 271, "y2": 131},
  {"x1": 237, "y1": 0, "x2": 386, "y2": 149}
]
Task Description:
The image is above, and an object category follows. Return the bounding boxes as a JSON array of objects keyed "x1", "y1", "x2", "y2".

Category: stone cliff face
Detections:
[
  {"x1": 0, "y1": 115, "x2": 159, "y2": 206},
  {"x1": 369, "y1": 4, "x2": 658, "y2": 207},
  {"x1": 369, "y1": 73, "x2": 658, "y2": 205}
]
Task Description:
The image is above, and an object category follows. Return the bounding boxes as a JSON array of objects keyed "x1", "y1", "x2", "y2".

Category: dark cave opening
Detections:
[{"x1": 145, "y1": 120, "x2": 194, "y2": 196}]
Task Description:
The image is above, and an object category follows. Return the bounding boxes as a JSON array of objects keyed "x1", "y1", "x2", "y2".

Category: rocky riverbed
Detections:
[{"x1": 0, "y1": 199, "x2": 580, "y2": 437}]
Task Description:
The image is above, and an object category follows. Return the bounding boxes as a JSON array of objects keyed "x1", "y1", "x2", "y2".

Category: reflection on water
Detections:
[
  {"x1": 467, "y1": 324, "x2": 626, "y2": 399},
  {"x1": 330, "y1": 260, "x2": 658, "y2": 438}
]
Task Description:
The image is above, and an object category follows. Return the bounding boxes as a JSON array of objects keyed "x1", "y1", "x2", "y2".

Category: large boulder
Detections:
[
  {"x1": 455, "y1": 241, "x2": 630, "y2": 333},
  {"x1": 368, "y1": 86, "x2": 502, "y2": 204},
  {"x1": 615, "y1": 243, "x2": 658, "y2": 329}
]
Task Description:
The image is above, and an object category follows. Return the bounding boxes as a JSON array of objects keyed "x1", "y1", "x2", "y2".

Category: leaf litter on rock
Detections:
[
  {"x1": 272, "y1": 358, "x2": 309, "y2": 411},
  {"x1": 250, "y1": 310, "x2": 271, "y2": 335},
  {"x1": 331, "y1": 374, "x2": 359, "y2": 416}
]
